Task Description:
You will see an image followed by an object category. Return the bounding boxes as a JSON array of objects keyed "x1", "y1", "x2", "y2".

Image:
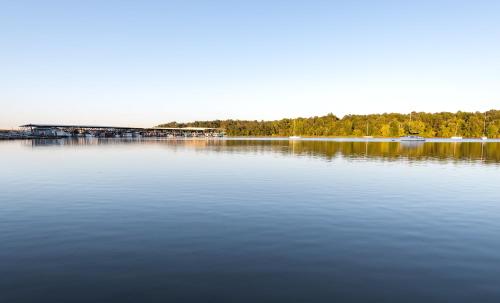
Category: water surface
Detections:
[{"x1": 1, "y1": 138, "x2": 500, "y2": 302}]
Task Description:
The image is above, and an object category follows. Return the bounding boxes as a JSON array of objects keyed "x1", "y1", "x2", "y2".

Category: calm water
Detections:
[{"x1": 1, "y1": 138, "x2": 500, "y2": 303}]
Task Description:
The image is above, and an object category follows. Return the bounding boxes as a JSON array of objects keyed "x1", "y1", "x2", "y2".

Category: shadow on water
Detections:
[{"x1": 21, "y1": 137, "x2": 500, "y2": 164}]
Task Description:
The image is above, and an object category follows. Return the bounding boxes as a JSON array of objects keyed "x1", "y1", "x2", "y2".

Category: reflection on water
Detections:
[
  {"x1": 24, "y1": 138, "x2": 500, "y2": 164},
  {"x1": 2, "y1": 138, "x2": 500, "y2": 302}
]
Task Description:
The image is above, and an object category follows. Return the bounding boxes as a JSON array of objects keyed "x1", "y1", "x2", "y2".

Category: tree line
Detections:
[{"x1": 158, "y1": 110, "x2": 500, "y2": 138}]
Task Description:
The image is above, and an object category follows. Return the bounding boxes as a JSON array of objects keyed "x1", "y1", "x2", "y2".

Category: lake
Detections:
[{"x1": 1, "y1": 138, "x2": 500, "y2": 302}]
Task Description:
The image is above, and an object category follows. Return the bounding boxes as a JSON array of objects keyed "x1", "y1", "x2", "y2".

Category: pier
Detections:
[{"x1": 4, "y1": 124, "x2": 226, "y2": 139}]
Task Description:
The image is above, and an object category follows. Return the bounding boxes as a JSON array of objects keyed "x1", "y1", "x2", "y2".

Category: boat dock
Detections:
[{"x1": 1, "y1": 124, "x2": 226, "y2": 139}]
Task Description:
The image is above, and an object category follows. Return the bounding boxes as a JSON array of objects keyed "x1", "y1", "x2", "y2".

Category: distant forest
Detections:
[{"x1": 158, "y1": 110, "x2": 500, "y2": 138}]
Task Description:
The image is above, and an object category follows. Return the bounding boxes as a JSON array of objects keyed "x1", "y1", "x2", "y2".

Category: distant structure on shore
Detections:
[{"x1": 9, "y1": 124, "x2": 225, "y2": 139}]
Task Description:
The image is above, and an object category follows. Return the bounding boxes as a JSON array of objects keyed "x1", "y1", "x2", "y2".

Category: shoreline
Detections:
[{"x1": 2, "y1": 136, "x2": 499, "y2": 143}]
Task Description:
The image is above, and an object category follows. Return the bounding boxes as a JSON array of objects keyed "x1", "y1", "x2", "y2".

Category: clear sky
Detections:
[{"x1": 1, "y1": 0, "x2": 499, "y2": 128}]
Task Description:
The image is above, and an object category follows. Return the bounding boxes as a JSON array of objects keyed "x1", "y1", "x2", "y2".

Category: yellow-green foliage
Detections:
[{"x1": 158, "y1": 110, "x2": 500, "y2": 138}]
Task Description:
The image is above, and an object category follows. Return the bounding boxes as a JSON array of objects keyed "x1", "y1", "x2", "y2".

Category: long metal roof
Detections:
[
  {"x1": 151, "y1": 127, "x2": 217, "y2": 131},
  {"x1": 20, "y1": 124, "x2": 218, "y2": 131},
  {"x1": 21, "y1": 124, "x2": 142, "y2": 129}
]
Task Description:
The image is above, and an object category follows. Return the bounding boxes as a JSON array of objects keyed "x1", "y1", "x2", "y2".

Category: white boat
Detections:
[
  {"x1": 400, "y1": 135, "x2": 425, "y2": 141},
  {"x1": 451, "y1": 123, "x2": 462, "y2": 140},
  {"x1": 401, "y1": 113, "x2": 425, "y2": 141},
  {"x1": 481, "y1": 115, "x2": 488, "y2": 141},
  {"x1": 289, "y1": 119, "x2": 300, "y2": 139},
  {"x1": 365, "y1": 122, "x2": 371, "y2": 138},
  {"x1": 55, "y1": 130, "x2": 71, "y2": 137}
]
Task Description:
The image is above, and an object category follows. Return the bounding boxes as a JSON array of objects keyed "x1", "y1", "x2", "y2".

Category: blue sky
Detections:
[{"x1": 1, "y1": 0, "x2": 499, "y2": 128}]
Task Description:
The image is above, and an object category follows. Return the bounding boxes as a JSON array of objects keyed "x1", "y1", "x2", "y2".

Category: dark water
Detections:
[{"x1": 1, "y1": 138, "x2": 500, "y2": 303}]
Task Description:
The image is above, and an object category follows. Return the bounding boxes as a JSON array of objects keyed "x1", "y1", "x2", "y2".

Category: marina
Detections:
[
  {"x1": 2, "y1": 1, "x2": 500, "y2": 302},
  {"x1": 0, "y1": 124, "x2": 225, "y2": 139}
]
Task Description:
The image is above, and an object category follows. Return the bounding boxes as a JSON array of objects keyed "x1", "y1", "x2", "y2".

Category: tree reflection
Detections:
[{"x1": 25, "y1": 138, "x2": 500, "y2": 164}]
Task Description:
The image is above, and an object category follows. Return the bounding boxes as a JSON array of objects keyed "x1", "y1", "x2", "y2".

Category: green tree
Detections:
[
  {"x1": 487, "y1": 124, "x2": 499, "y2": 138},
  {"x1": 157, "y1": 110, "x2": 500, "y2": 138}
]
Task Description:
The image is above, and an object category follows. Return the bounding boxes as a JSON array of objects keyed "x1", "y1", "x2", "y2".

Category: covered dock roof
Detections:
[
  {"x1": 21, "y1": 124, "x2": 142, "y2": 129},
  {"x1": 150, "y1": 127, "x2": 218, "y2": 131},
  {"x1": 20, "y1": 124, "x2": 218, "y2": 131}
]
